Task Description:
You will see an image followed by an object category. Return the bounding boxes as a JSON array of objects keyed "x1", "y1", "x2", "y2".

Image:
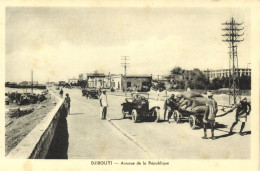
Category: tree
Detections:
[
  {"x1": 239, "y1": 74, "x2": 251, "y2": 90},
  {"x1": 169, "y1": 67, "x2": 185, "y2": 89},
  {"x1": 154, "y1": 82, "x2": 166, "y2": 90},
  {"x1": 168, "y1": 66, "x2": 208, "y2": 90}
]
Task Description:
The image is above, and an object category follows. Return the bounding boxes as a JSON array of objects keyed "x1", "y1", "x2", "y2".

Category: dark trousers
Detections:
[
  {"x1": 230, "y1": 117, "x2": 245, "y2": 133},
  {"x1": 164, "y1": 109, "x2": 173, "y2": 120},
  {"x1": 101, "y1": 107, "x2": 107, "y2": 119},
  {"x1": 203, "y1": 121, "x2": 215, "y2": 137}
]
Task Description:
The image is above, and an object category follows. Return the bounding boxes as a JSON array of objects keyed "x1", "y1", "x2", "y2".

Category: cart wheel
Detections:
[
  {"x1": 122, "y1": 109, "x2": 126, "y2": 119},
  {"x1": 189, "y1": 115, "x2": 197, "y2": 130},
  {"x1": 132, "y1": 109, "x2": 138, "y2": 123},
  {"x1": 153, "y1": 108, "x2": 160, "y2": 122},
  {"x1": 173, "y1": 110, "x2": 180, "y2": 123}
]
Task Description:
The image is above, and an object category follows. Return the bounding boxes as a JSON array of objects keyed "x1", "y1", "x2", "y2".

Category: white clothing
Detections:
[{"x1": 99, "y1": 93, "x2": 108, "y2": 107}]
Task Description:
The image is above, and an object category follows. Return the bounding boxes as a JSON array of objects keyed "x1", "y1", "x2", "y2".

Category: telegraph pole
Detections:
[
  {"x1": 31, "y1": 70, "x2": 34, "y2": 94},
  {"x1": 121, "y1": 56, "x2": 129, "y2": 96},
  {"x1": 222, "y1": 17, "x2": 244, "y2": 104}
]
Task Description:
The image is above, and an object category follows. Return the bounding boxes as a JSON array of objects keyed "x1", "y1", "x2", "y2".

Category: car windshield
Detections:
[{"x1": 132, "y1": 93, "x2": 149, "y2": 100}]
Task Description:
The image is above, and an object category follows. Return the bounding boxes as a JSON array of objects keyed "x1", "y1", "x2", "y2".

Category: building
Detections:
[
  {"x1": 203, "y1": 68, "x2": 251, "y2": 81},
  {"x1": 86, "y1": 72, "x2": 106, "y2": 88},
  {"x1": 111, "y1": 74, "x2": 152, "y2": 91},
  {"x1": 68, "y1": 77, "x2": 78, "y2": 84}
]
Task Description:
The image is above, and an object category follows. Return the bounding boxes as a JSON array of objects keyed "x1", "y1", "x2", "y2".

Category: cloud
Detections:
[{"x1": 6, "y1": 30, "x2": 250, "y2": 83}]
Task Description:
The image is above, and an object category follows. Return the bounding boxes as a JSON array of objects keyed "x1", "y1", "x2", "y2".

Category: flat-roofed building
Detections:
[
  {"x1": 203, "y1": 68, "x2": 251, "y2": 81},
  {"x1": 111, "y1": 74, "x2": 152, "y2": 91}
]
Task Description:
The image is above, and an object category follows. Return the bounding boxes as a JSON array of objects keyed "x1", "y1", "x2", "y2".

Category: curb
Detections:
[{"x1": 107, "y1": 117, "x2": 156, "y2": 158}]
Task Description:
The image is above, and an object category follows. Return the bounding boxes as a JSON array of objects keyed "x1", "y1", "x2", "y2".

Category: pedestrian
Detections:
[
  {"x1": 202, "y1": 91, "x2": 218, "y2": 140},
  {"x1": 59, "y1": 88, "x2": 64, "y2": 98},
  {"x1": 229, "y1": 97, "x2": 251, "y2": 136},
  {"x1": 99, "y1": 89, "x2": 108, "y2": 120},
  {"x1": 163, "y1": 94, "x2": 177, "y2": 123},
  {"x1": 156, "y1": 89, "x2": 160, "y2": 101},
  {"x1": 65, "y1": 93, "x2": 71, "y2": 115}
]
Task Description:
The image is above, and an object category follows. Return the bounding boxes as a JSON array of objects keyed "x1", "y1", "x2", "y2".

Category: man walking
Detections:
[
  {"x1": 163, "y1": 94, "x2": 177, "y2": 123},
  {"x1": 229, "y1": 97, "x2": 251, "y2": 136},
  {"x1": 202, "y1": 91, "x2": 218, "y2": 140},
  {"x1": 59, "y1": 88, "x2": 64, "y2": 98},
  {"x1": 65, "y1": 93, "x2": 71, "y2": 115},
  {"x1": 99, "y1": 90, "x2": 108, "y2": 120}
]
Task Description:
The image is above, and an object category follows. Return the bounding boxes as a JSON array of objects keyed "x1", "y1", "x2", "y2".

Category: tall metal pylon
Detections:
[
  {"x1": 222, "y1": 17, "x2": 244, "y2": 105},
  {"x1": 121, "y1": 56, "x2": 129, "y2": 96}
]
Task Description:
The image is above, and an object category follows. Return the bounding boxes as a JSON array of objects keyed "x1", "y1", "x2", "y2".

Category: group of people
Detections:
[
  {"x1": 58, "y1": 88, "x2": 71, "y2": 115},
  {"x1": 163, "y1": 91, "x2": 251, "y2": 140},
  {"x1": 59, "y1": 87, "x2": 108, "y2": 119},
  {"x1": 60, "y1": 87, "x2": 251, "y2": 140}
]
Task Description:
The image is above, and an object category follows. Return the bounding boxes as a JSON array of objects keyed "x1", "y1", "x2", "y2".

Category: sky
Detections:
[{"x1": 5, "y1": 7, "x2": 251, "y2": 83}]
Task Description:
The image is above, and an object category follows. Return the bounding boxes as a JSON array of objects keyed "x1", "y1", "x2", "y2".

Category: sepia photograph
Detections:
[{"x1": 2, "y1": 2, "x2": 259, "y2": 170}]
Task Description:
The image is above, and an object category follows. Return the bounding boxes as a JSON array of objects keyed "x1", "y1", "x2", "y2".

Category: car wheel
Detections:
[
  {"x1": 122, "y1": 109, "x2": 126, "y2": 119},
  {"x1": 173, "y1": 110, "x2": 180, "y2": 123},
  {"x1": 132, "y1": 109, "x2": 138, "y2": 123},
  {"x1": 153, "y1": 108, "x2": 160, "y2": 122},
  {"x1": 189, "y1": 115, "x2": 197, "y2": 130}
]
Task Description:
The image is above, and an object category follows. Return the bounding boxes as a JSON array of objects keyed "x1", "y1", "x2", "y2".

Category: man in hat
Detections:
[
  {"x1": 202, "y1": 91, "x2": 218, "y2": 140},
  {"x1": 229, "y1": 97, "x2": 251, "y2": 136},
  {"x1": 65, "y1": 93, "x2": 71, "y2": 115},
  {"x1": 99, "y1": 89, "x2": 108, "y2": 120},
  {"x1": 163, "y1": 94, "x2": 177, "y2": 122}
]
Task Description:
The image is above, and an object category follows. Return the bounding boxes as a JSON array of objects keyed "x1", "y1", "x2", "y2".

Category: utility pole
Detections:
[
  {"x1": 121, "y1": 56, "x2": 129, "y2": 96},
  {"x1": 222, "y1": 17, "x2": 244, "y2": 105},
  {"x1": 31, "y1": 70, "x2": 34, "y2": 94},
  {"x1": 247, "y1": 63, "x2": 251, "y2": 69},
  {"x1": 156, "y1": 75, "x2": 160, "y2": 81}
]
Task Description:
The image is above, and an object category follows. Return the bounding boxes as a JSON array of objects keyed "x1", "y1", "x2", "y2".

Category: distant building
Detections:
[
  {"x1": 58, "y1": 81, "x2": 66, "y2": 86},
  {"x1": 111, "y1": 74, "x2": 152, "y2": 91},
  {"x1": 68, "y1": 77, "x2": 78, "y2": 84},
  {"x1": 203, "y1": 68, "x2": 251, "y2": 81}
]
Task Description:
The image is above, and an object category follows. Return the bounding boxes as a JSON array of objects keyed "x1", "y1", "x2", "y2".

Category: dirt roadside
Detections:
[{"x1": 5, "y1": 93, "x2": 58, "y2": 156}]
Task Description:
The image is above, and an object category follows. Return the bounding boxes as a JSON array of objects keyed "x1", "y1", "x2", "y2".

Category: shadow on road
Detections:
[
  {"x1": 215, "y1": 133, "x2": 233, "y2": 139},
  {"x1": 215, "y1": 122, "x2": 228, "y2": 129},
  {"x1": 215, "y1": 130, "x2": 251, "y2": 140},
  {"x1": 69, "y1": 113, "x2": 86, "y2": 115},
  {"x1": 110, "y1": 118, "x2": 125, "y2": 121}
]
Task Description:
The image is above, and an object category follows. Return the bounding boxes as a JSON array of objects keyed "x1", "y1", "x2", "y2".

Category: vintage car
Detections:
[
  {"x1": 82, "y1": 88, "x2": 100, "y2": 99},
  {"x1": 121, "y1": 93, "x2": 161, "y2": 123},
  {"x1": 169, "y1": 92, "x2": 208, "y2": 129}
]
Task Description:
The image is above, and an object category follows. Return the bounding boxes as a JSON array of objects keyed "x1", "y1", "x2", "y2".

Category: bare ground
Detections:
[{"x1": 5, "y1": 93, "x2": 58, "y2": 155}]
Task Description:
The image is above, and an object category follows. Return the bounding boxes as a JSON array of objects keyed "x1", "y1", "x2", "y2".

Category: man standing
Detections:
[
  {"x1": 156, "y1": 89, "x2": 160, "y2": 101},
  {"x1": 163, "y1": 94, "x2": 177, "y2": 122},
  {"x1": 65, "y1": 93, "x2": 71, "y2": 115},
  {"x1": 202, "y1": 91, "x2": 218, "y2": 140},
  {"x1": 99, "y1": 90, "x2": 108, "y2": 120},
  {"x1": 229, "y1": 97, "x2": 251, "y2": 136}
]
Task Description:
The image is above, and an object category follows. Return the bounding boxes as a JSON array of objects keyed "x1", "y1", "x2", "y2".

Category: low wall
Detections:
[{"x1": 7, "y1": 93, "x2": 67, "y2": 159}]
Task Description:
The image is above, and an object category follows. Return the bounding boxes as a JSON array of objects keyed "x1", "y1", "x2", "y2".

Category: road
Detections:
[{"x1": 60, "y1": 88, "x2": 250, "y2": 159}]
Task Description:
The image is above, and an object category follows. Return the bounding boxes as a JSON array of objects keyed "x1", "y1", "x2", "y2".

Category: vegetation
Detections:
[{"x1": 160, "y1": 66, "x2": 251, "y2": 90}]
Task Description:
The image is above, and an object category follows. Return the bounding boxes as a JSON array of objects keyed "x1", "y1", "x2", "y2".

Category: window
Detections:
[
  {"x1": 112, "y1": 82, "x2": 115, "y2": 87},
  {"x1": 127, "y1": 82, "x2": 131, "y2": 88},
  {"x1": 142, "y1": 82, "x2": 148, "y2": 86}
]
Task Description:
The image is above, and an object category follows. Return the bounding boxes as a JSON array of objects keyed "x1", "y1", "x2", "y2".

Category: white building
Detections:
[{"x1": 203, "y1": 68, "x2": 251, "y2": 81}]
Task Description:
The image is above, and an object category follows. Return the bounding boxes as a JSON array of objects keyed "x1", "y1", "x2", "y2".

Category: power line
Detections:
[
  {"x1": 121, "y1": 56, "x2": 130, "y2": 96},
  {"x1": 222, "y1": 17, "x2": 244, "y2": 105}
]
